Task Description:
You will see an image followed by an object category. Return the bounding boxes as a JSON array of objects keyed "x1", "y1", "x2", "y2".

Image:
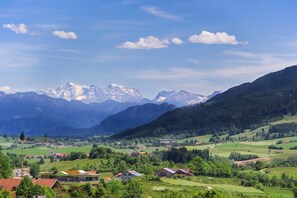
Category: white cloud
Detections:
[
  {"x1": 171, "y1": 37, "x2": 183, "y2": 45},
  {"x1": 141, "y1": 6, "x2": 180, "y2": 21},
  {"x1": 0, "y1": 86, "x2": 17, "y2": 94},
  {"x1": 52, "y1": 30, "x2": 78, "y2": 40},
  {"x1": 189, "y1": 31, "x2": 247, "y2": 45},
  {"x1": 3, "y1": 23, "x2": 28, "y2": 34},
  {"x1": 117, "y1": 36, "x2": 170, "y2": 49}
]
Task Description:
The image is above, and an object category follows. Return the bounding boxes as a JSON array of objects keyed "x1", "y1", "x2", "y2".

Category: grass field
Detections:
[
  {"x1": 4, "y1": 145, "x2": 93, "y2": 156},
  {"x1": 183, "y1": 134, "x2": 297, "y2": 160},
  {"x1": 177, "y1": 135, "x2": 212, "y2": 143},
  {"x1": 161, "y1": 178, "x2": 265, "y2": 196},
  {"x1": 263, "y1": 167, "x2": 297, "y2": 179}
]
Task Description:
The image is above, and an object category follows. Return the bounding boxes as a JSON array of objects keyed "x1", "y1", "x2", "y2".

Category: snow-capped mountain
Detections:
[
  {"x1": 153, "y1": 90, "x2": 221, "y2": 107},
  {"x1": 41, "y1": 82, "x2": 143, "y2": 103}
]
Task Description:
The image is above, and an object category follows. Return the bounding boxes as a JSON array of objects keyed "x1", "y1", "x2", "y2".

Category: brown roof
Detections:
[
  {"x1": 0, "y1": 179, "x2": 21, "y2": 191},
  {"x1": 0, "y1": 179, "x2": 57, "y2": 191},
  {"x1": 33, "y1": 179, "x2": 58, "y2": 188}
]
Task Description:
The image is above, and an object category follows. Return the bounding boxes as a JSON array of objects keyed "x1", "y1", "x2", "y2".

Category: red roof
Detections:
[
  {"x1": 0, "y1": 179, "x2": 21, "y2": 191},
  {"x1": 33, "y1": 179, "x2": 57, "y2": 188},
  {"x1": 0, "y1": 179, "x2": 57, "y2": 191}
]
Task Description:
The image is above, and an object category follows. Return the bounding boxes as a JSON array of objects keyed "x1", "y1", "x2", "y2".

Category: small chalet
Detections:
[
  {"x1": 41, "y1": 170, "x2": 99, "y2": 182},
  {"x1": 156, "y1": 168, "x2": 176, "y2": 178},
  {"x1": 115, "y1": 170, "x2": 142, "y2": 180},
  {"x1": 156, "y1": 168, "x2": 191, "y2": 178}
]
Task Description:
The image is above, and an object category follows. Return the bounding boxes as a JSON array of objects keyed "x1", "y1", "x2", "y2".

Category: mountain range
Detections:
[
  {"x1": 41, "y1": 82, "x2": 143, "y2": 104},
  {"x1": 38, "y1": 82, "x2": 219, "y2": 107},
  {"x1": 0, "y1": 83, "x2": 218, "y2": 136},
  {"x1": 0, "y1": 91, "x2": 144, "y2": 136},
  {"x1": 112, "y1": 65, "x2": 297, "y2": 139}
]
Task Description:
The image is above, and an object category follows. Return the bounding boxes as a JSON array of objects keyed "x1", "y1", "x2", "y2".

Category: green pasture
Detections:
[
  {"x1": 264, "y1": 167, "x2": 297, "y2": 179},
  {"x1": 161, "y1": 178, "x2": 264, "y2": 196},
  {"x1": 177, "y1": 135, "x2": 212, "y2": 143}
]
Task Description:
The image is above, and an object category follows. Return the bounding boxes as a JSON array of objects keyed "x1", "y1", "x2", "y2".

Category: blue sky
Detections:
[{"x1": 1, "y1": 0, "x2": 297, "y2": 98}]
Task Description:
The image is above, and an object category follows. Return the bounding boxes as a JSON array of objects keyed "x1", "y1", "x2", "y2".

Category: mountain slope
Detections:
[
  {"x1": 90, "y1": 103, "x2": 175, "y2": 134},
  {"x1": 112, "y1": 65, "x2": 297, "y2": 139},
  {"x1": 0, "y1": 92, "x2": 143, "y2": 136},
  {"x1": 42, "y1": 82, "x2": 143, "y2": 103}
]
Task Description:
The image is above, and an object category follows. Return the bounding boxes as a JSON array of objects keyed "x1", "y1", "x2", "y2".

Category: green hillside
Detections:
[{"x1": 113, "y1": 65, "x2": 297, "y2": 139}]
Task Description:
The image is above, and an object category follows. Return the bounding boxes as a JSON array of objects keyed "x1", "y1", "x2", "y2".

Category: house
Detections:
[
  {"x1": 174, "y1": 168, "x2": 192, "y2": 177},
  {"x1": 115, "y1": 170, "x2": 142, "y2": 180},
  {"x1": 41, "y1": 170, "x2": 99, "y2": 182},
  {"x1": 156, "y1": 168, "x2": 176, "y2": 178},
  {"x1": 156, "y1": 168, "x2": 191, "y2": 178},
  {"x1": 0, "y1": 179, "x2": 59, "y2": 191},
  {"x1": 159, "y1": 139, "x2": 176, "y2": 146},
  {"x1": 13, "y1": 168, "x2": 31, "y2": 179}
]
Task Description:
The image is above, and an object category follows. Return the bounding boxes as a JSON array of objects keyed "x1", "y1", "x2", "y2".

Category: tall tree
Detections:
[
  {"x1": 30, "y1": 163, "x2": 40, "y2": 178},
  {"x1": 0, "y1": 152, "x2": 12, "y2": 178},
  {"x1": 20, "y1": 131, "x2": 25, "y2": 143},
  {"x1": 19, "y1": 131, "x2": 26, "y2": 178}
]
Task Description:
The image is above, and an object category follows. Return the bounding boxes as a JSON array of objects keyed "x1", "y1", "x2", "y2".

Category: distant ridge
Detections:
[{"x1": 90, "y1": 103, "x2": 175, "y2": 134}]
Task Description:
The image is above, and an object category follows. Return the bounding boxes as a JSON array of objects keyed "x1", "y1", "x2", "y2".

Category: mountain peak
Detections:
[{"x1": 153, "y1": 90, "x2": 208, "y2": 107}]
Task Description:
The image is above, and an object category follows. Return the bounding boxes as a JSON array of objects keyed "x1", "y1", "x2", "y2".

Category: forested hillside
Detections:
[{"x1": 113, "y1": 65, "x2": 297, "y2": 139}]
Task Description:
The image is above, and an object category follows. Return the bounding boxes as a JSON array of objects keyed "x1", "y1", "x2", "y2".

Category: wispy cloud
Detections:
[
  {"x1": 186, "y1": 58, "x2": 200, "y2": 65},
  {"x1": 138, "y1": 68, "x2": 204, "y2": 80},
  {"x1": 141, "y1": 6, "x2": 181, "y2": 21},
  {"x1": 0, "y1": 44, "x2": 41, "y2": 68},
  {"x1": 189, "y1": 31, "x2": 247, "y2": 45},
  {"x1": 52, "y1": 30, "x2": 78, "y2": 40},
  {"x1": 3, "y1": 23, "x2": 28, "y2": 34},
  {"x1": 136, "y1": 51, "x2": 297, "y2": 94},
  {"x1": 57, "y1": 49, "x2": 82, "y2": 53},
  {"x1": 117, "y1": 36, "x2": 170, "y2": 49}
]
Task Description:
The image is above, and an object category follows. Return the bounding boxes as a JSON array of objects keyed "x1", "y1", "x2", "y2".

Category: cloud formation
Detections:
[
  {"x1": 189, "y1": 31, "x2": 246, "y2": 45},
  {"x1": 117, "y1": 36, "x2": 170, "y2": 49},
  {"x1": 141, "y1": 6, "x2": 180, "y2": 21},
  {"x1": 171, "y1": 37, "x2": 183, "y2": 45},
  {"x1": 52, "y1": 30, "x2": 78, "y2": 40},
  {"x1": 3, "y1": 23, "x2": 28, "y2": 34}
]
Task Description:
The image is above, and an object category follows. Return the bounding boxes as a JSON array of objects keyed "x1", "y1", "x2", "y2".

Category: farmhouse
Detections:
[
  {"x1": 174, "y1": 168, "x2": 192, "y2": 177},
  {"x1": 156, "y1": 168, "x2": 191, "y2": 178},
  {"x1": 0, "y1": 179, "x2": 59, "y2": 191},
  {"x1": 156, "y1": 168, "x2": 176, "y2": 178},
  {"x1": 115, "y1": 170, "x2": 142, "y2": 180},
  {"x1": 41, "y1": 170, "x2": 99, "y2": 182}
]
